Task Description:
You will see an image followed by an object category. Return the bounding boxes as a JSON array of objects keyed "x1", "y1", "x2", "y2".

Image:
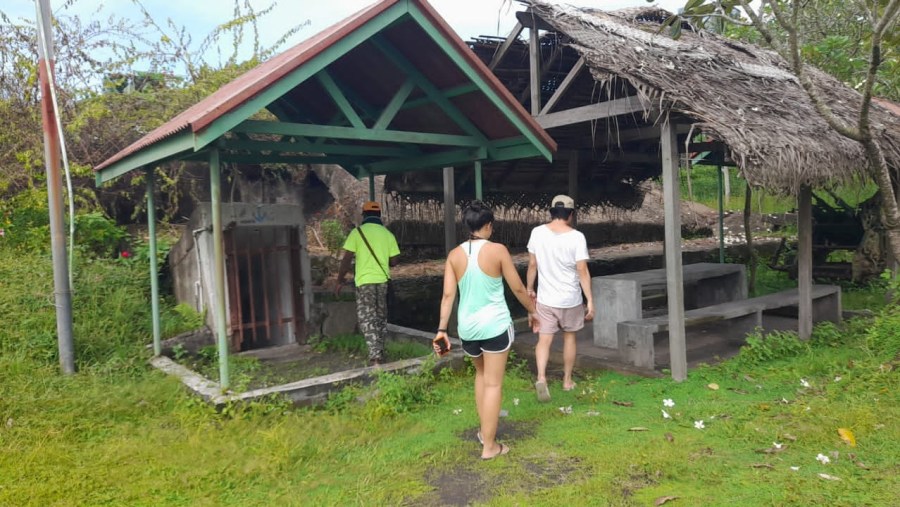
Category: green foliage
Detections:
[
  {"x1": 0, "y1": 187, "x2": 50, "y2": 251},
  {"x1": 73, "y1": 212, "x2": 127, "y2": 258},
  {"x1": 320, "y1": 219, "x2": 347, "y2": 258},
  {"x1": 0, "y1": 248, "x2": 151, "y2": 369},
  {"x1": 733, "y1": 329, "x2": 810, "y2": 366},
  {"x1": 366, "y1": 363, "x2": 438, "y2": 418}
]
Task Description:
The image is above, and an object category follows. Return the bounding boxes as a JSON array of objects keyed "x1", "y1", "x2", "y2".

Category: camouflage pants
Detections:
[{"x1": 356, "y1": 282, "x2": 388, "y2": 362}]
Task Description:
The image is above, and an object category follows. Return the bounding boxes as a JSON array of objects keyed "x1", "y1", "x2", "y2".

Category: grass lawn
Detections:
[
  {"x1": 1, "y1": 248, "x2": 897, "y2": 506},
  {"x1": 2, "y1": 313, "x2": 897, "y2": 506}
]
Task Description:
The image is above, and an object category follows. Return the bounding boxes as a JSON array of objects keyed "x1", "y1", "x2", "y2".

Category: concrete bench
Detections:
[
  {"x1": 617, "y1": 285, "x2": 842, "y2": 369},
  {"x1": 594, "y1": 262, "x2": 747, "y2": 348}
]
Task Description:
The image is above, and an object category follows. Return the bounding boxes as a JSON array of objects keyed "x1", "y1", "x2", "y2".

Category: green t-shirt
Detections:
[{"x1": 342, "y1": 222, "x2": 400, "y2": 286}]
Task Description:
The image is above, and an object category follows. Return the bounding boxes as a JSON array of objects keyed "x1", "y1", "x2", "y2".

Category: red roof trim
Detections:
[{"x1": 96, "y1": 0, "x2": 555, "y2": 173}]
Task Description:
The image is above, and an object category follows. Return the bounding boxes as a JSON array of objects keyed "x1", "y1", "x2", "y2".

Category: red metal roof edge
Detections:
[
  {"x1": 96, "y1": 0, "x2": 400, "y2": 172},
  {"x1": 412, "y1": 0, "x2": 557, "y2": 154},
  {"x1": 96, "y1": 0, "x2": 556, "y2": 173}
]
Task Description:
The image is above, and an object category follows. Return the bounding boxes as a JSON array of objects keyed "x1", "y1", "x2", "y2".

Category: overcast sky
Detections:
[{"x1": 6, "y1": 0, "x2": 688, "y2": 67}]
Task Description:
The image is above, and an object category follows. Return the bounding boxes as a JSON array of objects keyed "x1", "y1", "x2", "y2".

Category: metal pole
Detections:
[
  {"x1": 209, "y1": 149, "x2": 230, "y2": 389},
  {"x1": 147, "y1": 168, "x2": 162, "y2": 356},
  {"x1": 474, "y1": 160, "x2": 483, "y2": 200},
  {"x1": 717, "y1": 164, "x2": 725, "y2": 263},
  {"x1": 36, "y1": 0, "x2": 75, "y2": 374},
  {"x1": 368, "y1": 173, "x2": 375, "y2": 201}
]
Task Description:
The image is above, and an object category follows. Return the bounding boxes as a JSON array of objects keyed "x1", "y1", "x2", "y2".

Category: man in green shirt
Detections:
[{"x1": 335, "y1": 201, "x2": 400, "y2": 364}]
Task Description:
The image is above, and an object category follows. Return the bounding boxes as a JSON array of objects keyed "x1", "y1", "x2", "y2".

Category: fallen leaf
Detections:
[
  {"x1": 750, "y1": 463, "x2": 774, "y2": 469},
  {"x1": 654, "y1": 495, "x2": 679, "y2": 506},
  {"x1": 783, "y1": 433, "x2": 798, "y2": 441},
  {"x1": 758, "y1": 403, "x2": 771, "y2": 411},
  {"x1": 665, "y1": 432, "x2": 674, "y2": 443},
  {"x1": 707, "y1": 383, "x2": 720, "y2": 390},
  {"x1": 856, "y1": 461, "x2": 870, "y2": 470},
  {"x1": 628, "y1": 427, "x2": 649, "y2": 432},
  {"x1": 743, "y1": 374, "x2": 756, "y2": 382},
  {"x1": 612, "y1": 400, "x2": 634, "y2": 407},
  {"x1": 837, "y1": 428, "x2": 856, "y2": 447},
  {"x1": 818, "y1": 473, "x2": 841, "y2": 481}
]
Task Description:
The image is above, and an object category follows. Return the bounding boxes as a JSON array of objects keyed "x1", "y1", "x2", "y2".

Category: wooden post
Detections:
[
  {"x1": 798, "y1": 185, "x2": 813, "y2": 339},
  {"x1": 443, "y1": 166, "x2": 456, "y2": 254},
  {"x1": 717, "y1": 164, "x2": 725, "y2": 263},
  {"x1": 661, "y1": 119, "x2": 687, "y2": 381},
  {"x1": 568, "y1": 150, "x2": 579, "y2": 227},
  {"x1": 474, "y1": 160, "x2": 483, "y2": 200},
  {"x1": 529, "y1": 27, "x2": 541, "y2": 115}
]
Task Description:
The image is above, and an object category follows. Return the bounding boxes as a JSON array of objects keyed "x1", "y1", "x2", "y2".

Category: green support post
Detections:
[
  {"x1": 369, "y1": 173, "x2": 376, "y2": 201},
  {"x1": 717, "y1": 164, "x2": 725, "y2": 263},
  {"x1": 209, "y1": 148, "x2": 230, "y2": 389},
  {"x1": 474, "y1": 160, "x2": 483, "y2": 200},
  {"x1": 147, "y1": 168, "x2": 162, "y2": 356}
]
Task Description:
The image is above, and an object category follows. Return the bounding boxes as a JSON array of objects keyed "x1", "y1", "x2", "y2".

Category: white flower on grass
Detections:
[
  {"x1": 790, "y1": 466, "x2": 800, "y2": 471},
  {"x1": 781, "y1": 398, "x2": 790, "y2": 404},
  {"x1": 834, "y1": 376, "x2": 842, "y2": 382},
  {"x1": 800, "y1": 378, "x2": 811, "y2": 388},
  {"x1": 662, "y1": 409, "x2": 671, "y2": 419},
  {"x1": 558, "y1": 406, "x2": 573, "y2": 415},
  {"x1": 586, "y1": 410, "x2": 600, "y2": 417},
  {"x1": 816, "y1": 453, "x2": 831, "y2": 464},
  {"x1": 663, "y1": 398, "x2": 675, "y2": 407},
  {"x1": 694, "y1": 420, "x2": 705, "y2": 430},
  {"x1": 513, "y1": 398, "x2": 520, "y2": 406},
  {"x1": 452, "y1": 408, "x2": 462, "y2": 415},
  {"x1": 773, "y1": 442, "x2": 783, "y2": 449}
]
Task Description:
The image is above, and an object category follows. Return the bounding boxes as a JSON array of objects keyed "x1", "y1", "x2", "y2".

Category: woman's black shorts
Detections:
[{"x1": 461, "y1": 325, "x2": 515, "y2": 357}]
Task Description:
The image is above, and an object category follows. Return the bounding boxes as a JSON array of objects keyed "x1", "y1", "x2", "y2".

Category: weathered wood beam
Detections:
[
  {"x1": 539, "y1": 56, "x2": 585, "y2": 115},
  {"x1": 516, "y1": 10, "x2": 555, "y2": 31},
  {"x1": 798, "y1": 185, "x2": 813, "y2": 339},
  {"x1": 661, "y1": 119, "x2": 687, "y2": 382},
  {"x1": 536, "y1": 95, "x2": 649, "y2": 129},
  {"x1": 529, "y1": 27, "x2": 541, "y2": 115},
  {"x1": 519, "y1": 39, "x2": 565, "y2": 104},
  {"x1": 585, "y1": 124, "x2": 692, "y2": 148},
  {"x1": 489, "y1": 22, "x2": 524, "y2": 70},
  {"x1": 443, "y1": 167, "x2": 456, "y2": 254}
]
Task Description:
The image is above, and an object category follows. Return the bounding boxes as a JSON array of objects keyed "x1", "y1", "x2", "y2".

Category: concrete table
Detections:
[{"x1": 592, "y1": 262, "x2": 747, "y2": 348}]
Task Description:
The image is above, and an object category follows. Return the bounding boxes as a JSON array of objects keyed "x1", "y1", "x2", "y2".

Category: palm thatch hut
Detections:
[{"x1": 391, "y1": 0, "x2": 900, "y2": 380}]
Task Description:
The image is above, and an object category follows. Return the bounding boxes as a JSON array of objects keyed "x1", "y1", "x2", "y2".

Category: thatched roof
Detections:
[{"x1": 525, "y1": 0, "x2": 900, "y2": 193}]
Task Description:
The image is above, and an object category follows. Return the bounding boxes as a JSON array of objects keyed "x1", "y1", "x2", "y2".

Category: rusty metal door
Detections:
[{"x1": 224, "y1": 226, "x2": 304, "y2": 351}]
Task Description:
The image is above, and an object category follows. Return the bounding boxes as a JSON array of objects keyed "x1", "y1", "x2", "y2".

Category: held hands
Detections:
[
  {"x1": 528, "y1": 312, "x2": 540, "y2": 334},
  {"x1": 432, "y1": 331, "x2": 451, "y2": 357}
]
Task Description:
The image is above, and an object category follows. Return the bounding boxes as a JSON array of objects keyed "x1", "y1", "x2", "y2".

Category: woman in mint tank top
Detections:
[{"x1": 433, "y1": 201, "x2": 538, "y2": 460}]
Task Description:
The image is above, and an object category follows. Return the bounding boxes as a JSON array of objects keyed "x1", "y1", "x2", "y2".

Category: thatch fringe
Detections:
[{"x1": 526, "y1": 0, "x2": 900, "y2": 194}]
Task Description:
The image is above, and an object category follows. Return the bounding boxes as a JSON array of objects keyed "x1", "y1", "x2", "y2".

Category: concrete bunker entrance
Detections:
[{"x1": 225, "y1": 225, "x2": 305, "y2": 351}]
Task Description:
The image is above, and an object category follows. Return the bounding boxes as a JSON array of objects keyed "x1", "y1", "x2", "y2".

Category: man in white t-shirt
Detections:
[{"x1": 526, "y1": 195, "x2": 594, "y2": 402}]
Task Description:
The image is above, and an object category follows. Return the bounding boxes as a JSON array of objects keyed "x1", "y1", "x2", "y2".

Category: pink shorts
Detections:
[{"x1": 535, "y1": 302, "x2": 585, "y2": 334}]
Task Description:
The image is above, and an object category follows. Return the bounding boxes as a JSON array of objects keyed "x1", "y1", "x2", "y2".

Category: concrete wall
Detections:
[{"x1": 169, "y1": 202, "x2": 311, "y2": 349}]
